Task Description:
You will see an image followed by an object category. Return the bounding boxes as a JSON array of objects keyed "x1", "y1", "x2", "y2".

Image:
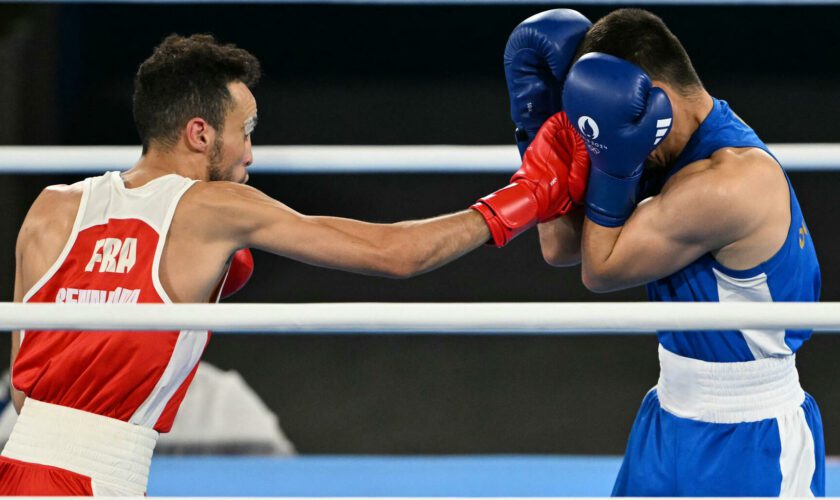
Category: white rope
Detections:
[
  {"x1": 1, "y1": 144, "x2": 838, "y2": 174},
  {"x1": 3, "y1": 302, "x2": 840, "y2": 333}
]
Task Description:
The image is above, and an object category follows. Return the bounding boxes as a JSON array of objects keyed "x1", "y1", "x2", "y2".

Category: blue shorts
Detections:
[{"x1": 612, "y1": 389, "x2": 825, "y2": 496}]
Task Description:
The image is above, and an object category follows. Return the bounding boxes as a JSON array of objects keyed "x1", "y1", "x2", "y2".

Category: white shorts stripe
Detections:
[{"x1": 777, "y1": 405, "x2": 816, "y2": 496}]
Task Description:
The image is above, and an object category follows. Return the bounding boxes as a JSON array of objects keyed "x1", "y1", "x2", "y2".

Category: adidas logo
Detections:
[{"x1": 653, "y1": 118, "x2": 672, "y2": 146}]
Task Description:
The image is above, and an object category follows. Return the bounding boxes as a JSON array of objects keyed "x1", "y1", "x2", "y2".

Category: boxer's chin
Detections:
[
  {"x1": 236, "y1": 165, "x2": 249, "y2": 184},
  {"x1": 224, "y1": 164, "x2": 249, "y2": 184}
]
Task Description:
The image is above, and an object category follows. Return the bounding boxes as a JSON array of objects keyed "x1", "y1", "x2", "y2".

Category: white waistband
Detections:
[
  {"x1": 1, "y1": 398, "x2": 158, "y2": 495},
  {"x1": 656, "y1": 344, "x2": 805, "y2": 424}
]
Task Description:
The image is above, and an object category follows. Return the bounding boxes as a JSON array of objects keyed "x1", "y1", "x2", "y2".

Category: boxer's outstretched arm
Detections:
[
  {"x1": 581, "y1": 158, "x2": 776, "y2": 292},
  {"x1": 290, "y1": 211, "x2": 490, "y2": 278},
  {"x1": 538, "y1": 210, "x2": 583, "y2": 267},
  {"x1": 195, "y1": 182, "x2": 489, "y2": 279}
]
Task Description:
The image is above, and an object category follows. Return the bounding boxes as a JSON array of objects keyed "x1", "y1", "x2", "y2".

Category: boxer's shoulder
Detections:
[
  {"x1": 708, "y1": 146, "x2": 781, "y2": 175},
  {"x1": 21, "y1": 182, "x2": 84, "y2": 235},
  {"x1": 180, "y1": 180, "x2": 260, "y2": 205},
  {"x1": 667, "y1": 147, "x2": 784, "y2": 198},
  {"x1": 17, "y1": 182, "x2": 85, "y2": 282},
  {"x1": 172, "y1": 180, "x2": 284, "y2": 242},
  {"x1": 35, "y1": 181, "x2": 84, "y2": 208},
  {"x1": 660, "y1": 146, "x2": 788, "y2": 241},
  {"x1": 177, "y1": 180, "x2": 261, "y2": 220}
]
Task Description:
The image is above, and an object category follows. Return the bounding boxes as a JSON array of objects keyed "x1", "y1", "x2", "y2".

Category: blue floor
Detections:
[{"x1": 147, "y1": 455, "x2": 840, "y2": 496}]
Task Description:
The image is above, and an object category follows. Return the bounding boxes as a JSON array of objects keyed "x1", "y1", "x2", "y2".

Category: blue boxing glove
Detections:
[
  {"x1": 562, "y1": 53, "x2": 673, "y2": 227},
  {"x1": 504, "y1": 9, "x2": 590, "y2": 158}
]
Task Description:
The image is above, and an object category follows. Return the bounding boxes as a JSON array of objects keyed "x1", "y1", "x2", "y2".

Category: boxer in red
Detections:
[{"x1": 4, "y1": 34, "x2": 588, "y2": 495}]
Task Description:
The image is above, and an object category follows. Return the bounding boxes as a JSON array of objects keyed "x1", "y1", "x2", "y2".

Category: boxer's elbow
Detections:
[
  {"x1": 376, "y1": 232, "x2": 426, "y2": 279},
  {"x1": 370, "y1": 252, "x2": 414, "y2": 280},
  {"x1": 581, "y1": 264, "x2": 621, "y2": 293},
  {"x1": 379, "y1": 257, "x2": 422, "y2": 279},
  {"x1": 389, "y1": 244, "x2": 434, "y2": 279},
  {"x1": 538, "y1": 219, "x2": 582, "y2": 267},
  {"x1": 541, "y1": 244, "x2": 581, "y2": 267},
  {"x1": 581, "y1": 271, "x2": 611, "y2": 293}
]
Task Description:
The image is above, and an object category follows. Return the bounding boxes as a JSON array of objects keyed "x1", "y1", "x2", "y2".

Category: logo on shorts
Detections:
[{"x1": 578, "y1": 116, "x2": 600, "y2": 140}]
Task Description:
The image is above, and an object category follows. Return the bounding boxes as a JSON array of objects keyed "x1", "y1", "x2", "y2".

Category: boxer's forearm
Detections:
[
  {"x1": 538, "y1": 210, "x2": 583, "y2": 267},
  {"x1": 392, "y1": 210, "x2": 489, "y2": 277},
  {"x1": 309, "y1": 210, "x2": 489, "y2": 278},
  {"x1": 580, "y1": 218, "x2": 625, "y2": 292}
]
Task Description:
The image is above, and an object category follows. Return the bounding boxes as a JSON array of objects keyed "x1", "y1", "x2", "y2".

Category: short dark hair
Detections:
[
  {"x1": 133, "y1": 34, "x2": 261, "y2": 151},
  {"x1": 576, "y1": 9, "x2": 702, "y2": 93}
]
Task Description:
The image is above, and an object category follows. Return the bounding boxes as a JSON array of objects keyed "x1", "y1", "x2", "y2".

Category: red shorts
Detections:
[{"x1": 0, "y1": 456, "x2": 94, "y2": 496}]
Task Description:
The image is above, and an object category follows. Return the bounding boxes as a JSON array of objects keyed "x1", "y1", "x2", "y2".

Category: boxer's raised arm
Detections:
[{"x1": 580, "y1": 163, "x2": 755, "y2": 292}]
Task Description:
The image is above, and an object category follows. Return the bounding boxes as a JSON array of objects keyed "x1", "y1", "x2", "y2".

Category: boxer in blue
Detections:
[{"x1": 552, "y1": 9, "x2": 824, "y2": 496}]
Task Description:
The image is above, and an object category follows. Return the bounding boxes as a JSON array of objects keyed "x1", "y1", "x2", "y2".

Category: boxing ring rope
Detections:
[
  {"x1": 0, "y1": 144, "x2": 839, "y2": 174},
  {"x1": 4, "y1": 302, "x2": 840, "y2": 333}
]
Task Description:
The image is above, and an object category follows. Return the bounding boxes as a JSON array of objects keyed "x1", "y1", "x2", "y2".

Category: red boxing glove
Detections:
[
  {"x1": 220, "y1": 248, "x2": 254, "y2": 299},
  {"x1": 471, "y1": 111, "x2": 589, "y2": 247}
]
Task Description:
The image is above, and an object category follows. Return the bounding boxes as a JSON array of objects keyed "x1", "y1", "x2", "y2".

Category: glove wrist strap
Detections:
[
  {"x1": 584, "y1": 165, "x2": 643, "y2": 228},
  {"x1": 471, "y1": 182, "x2": 539, "y2": 247}
]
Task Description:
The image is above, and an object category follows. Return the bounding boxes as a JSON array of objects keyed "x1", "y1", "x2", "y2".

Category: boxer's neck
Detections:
[{"x1": 124, "y1": 142, "x2": 214, "y2": 187}]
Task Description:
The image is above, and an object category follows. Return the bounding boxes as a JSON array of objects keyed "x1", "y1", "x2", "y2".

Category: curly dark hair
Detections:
[
  {"x1": 133, "y1": 34, "x2": 261, "y2": 152},
  {"x1": 576, "y1": 9, "x2": 702, "y2": 94}
]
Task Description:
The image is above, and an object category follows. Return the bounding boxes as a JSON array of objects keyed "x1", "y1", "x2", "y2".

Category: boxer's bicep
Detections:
[
  {"x1": 228, "y1": 187, "x2": 414, "y2": 277},
  {"x1": 250, "y1": 210, "x2": 400, "y2": 276},
  {"x1": 582, "y1": 173, "x2": 739, "y2": 292},
  {"x1": 581, "y1": 202, "x2": 709, "y2": 292}
]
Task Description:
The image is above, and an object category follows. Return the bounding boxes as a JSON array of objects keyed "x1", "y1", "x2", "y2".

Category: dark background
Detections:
[{"x1": 0, "y1": 3, "x2": 837, "y2": 454}]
